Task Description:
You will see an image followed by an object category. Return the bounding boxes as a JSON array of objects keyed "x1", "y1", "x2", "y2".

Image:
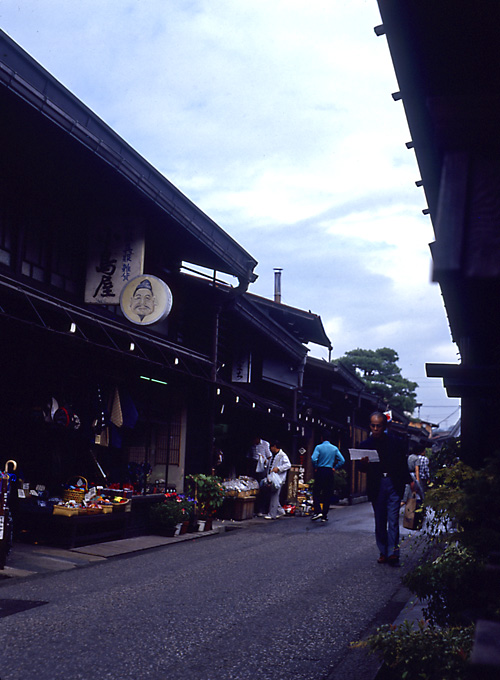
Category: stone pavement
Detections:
[
  {"x1": 0, "y1": 508, "x2": 428, "y2": 626},
  {"x1": 0, "y1": 520, "x2": 228, "y2": 579},
  {"x1": 0, "y1": 506, "x2": 432, "y2": 680}
]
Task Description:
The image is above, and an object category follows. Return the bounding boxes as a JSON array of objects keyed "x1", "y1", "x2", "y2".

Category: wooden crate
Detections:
[{"x1": 221, "y1": 496, "x2": 255, "y2": 521}]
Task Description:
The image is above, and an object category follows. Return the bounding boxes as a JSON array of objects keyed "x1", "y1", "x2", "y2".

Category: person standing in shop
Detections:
[
  {"x1": 359, "y1": 412, "x2": 411, "y2": 566},
  {"x1": 406, "y1": 447, "x2": 426, "y2": 500},
  {"x1": 264, "y1": 440, "x2": 291, "y2": 520},
  {"x1": 310, "y1": 432, "x2": 345, "y2": 522},
  {"x1": 247, "y1": 436, "x2": 272, "y2": 516}
]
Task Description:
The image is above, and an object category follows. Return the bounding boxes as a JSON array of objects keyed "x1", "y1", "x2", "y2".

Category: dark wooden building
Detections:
[
  {"x1": 377, "y1": 0, "x2": 500, "y2": 467},
  {"x1": 0, "y1": 28, "x2": 260, "y2": 497}
]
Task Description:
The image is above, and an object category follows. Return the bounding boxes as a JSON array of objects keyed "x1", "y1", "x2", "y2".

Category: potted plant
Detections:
[
  {"x1": 186, "y1": 474, "x2": 225, "y2": 530},
  {"x1": 149, "y1": 494, "x2": 193, "y2": 536},
  {"x1": 332, "y1": 468, "x2": 348, "y2": 502}
]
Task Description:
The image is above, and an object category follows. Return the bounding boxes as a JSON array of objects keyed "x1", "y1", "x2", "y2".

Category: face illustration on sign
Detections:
[
  {"x1": 120, "y1": 275, "x2": 173, "y2": 326},
  {"x1": 130, "y1": 279, "x2": 156, "y2": 321}
]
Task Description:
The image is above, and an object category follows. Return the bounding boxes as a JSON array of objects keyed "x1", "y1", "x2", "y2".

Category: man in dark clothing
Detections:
[{"x1": 359, "y1": 412, "x2": 411, "y2": 565}]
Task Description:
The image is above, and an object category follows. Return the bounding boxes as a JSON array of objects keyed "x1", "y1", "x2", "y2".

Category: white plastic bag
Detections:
[{"x1": 267, "y1": 471, "x2": 281, "y2": 490}]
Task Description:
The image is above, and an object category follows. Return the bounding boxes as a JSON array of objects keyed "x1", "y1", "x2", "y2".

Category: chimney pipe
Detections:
[{"x1": 274, "y1": 268, "x2": 282, "y2": 303}]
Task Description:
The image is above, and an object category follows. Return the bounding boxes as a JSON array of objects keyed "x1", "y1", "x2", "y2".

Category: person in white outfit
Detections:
[
  {"x1": 248, "y1": 436, "x2": 272, "y2": 516},
  {"x1": 265, "y1": 440, "x2": 291, "y2": 520}
]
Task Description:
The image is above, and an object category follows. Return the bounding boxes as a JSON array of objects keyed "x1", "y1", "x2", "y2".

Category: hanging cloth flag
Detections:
[
  {"x1": 120, "y1": 390, "x2": 139, "y2": 429},
  {"x1": 110, "y1": 387, "x2": 123, "y2": 428},
  {"x1": 92, "y1": 386, "x2": 109, "y2": 446}
]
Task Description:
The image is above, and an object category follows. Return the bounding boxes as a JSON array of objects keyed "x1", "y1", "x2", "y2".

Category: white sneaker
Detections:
[
  {"x1": 311, "y1": 513, "x2": 323, "y2": 521},
  {"x1": 256, "y1": 513, "x2": 265, "y2": 517},
  {"x1": 264, "y1": 514, "x2": 274, "y2": 520}
]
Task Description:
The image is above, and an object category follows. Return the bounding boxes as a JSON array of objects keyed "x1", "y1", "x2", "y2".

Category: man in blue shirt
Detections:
[{"x1": 311, "y1": 432, "x2": 345, "y2": 522}]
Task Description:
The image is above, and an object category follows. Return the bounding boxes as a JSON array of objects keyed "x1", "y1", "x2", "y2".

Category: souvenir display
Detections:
[
  {"x1": 16, "y1": 476, "x2": 131, "y2": 517},
  {"x1": 222, "y1": 476, "x2": 259, "y2": 498}
]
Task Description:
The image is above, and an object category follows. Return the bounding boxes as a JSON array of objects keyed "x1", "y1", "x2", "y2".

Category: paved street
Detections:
[{"x1": 0, "y1": 503, "x2": 421, "y2": 680}]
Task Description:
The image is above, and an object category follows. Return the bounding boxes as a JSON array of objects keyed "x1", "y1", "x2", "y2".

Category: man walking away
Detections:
[{"x1": 311, "y1": 432, "x2": 345, "y2": 522}]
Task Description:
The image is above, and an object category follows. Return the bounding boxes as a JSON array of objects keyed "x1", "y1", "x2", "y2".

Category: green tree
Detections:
[{"x1": 336, "y1": 347, "x2": 418, "y2": 414}]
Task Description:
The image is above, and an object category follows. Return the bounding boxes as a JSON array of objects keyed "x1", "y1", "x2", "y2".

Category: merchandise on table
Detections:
[
  {"x1": 295, "y1": 481, "x2": 313, "y2": 516},
  {"x1": 16, "y1": 477, "x2": 131, "y2": 516},
  {"x1": 222, "y1": 476, "x2": 259, "y2": 498}
]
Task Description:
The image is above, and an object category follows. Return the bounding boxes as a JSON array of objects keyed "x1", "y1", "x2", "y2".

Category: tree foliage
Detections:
[{"x1": 336, "y1": 347, "x2": 418, "y2": 414}]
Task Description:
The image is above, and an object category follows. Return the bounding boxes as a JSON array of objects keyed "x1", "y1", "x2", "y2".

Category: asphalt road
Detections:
[{"x1": 0, "y1": 503, "x2": 420, "y2": 680}]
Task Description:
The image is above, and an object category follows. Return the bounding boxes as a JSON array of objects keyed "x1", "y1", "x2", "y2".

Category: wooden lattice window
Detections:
[
  {"x1": 128, "y1": 446, "x2": 146, "y2": 463},
  {"x1": 154, "y1": 411, "x2": 181, "y2": 467}
]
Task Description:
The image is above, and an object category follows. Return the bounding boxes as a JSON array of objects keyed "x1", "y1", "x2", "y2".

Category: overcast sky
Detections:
[{"x1": 0, "y1": 0, "x2": 461, "y2": 428}]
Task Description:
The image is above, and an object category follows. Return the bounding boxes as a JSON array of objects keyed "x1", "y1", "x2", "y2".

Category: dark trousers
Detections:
[
  {"x1": 254, "y1": 470, "x2": 269, "y2": 514},
  {"x1": 313, "y1": 467, "x2": 334, "y2": 518},
  {"x1": 372, "y1": 477, "x2": 401, "y2": 558}
]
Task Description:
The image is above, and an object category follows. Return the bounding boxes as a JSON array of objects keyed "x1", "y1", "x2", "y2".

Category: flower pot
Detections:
[{"x1": 179, "y1": 520, "x2": 189, "y2": 535}]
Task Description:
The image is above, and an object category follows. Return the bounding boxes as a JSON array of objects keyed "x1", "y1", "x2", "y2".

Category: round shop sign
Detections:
[{"x1": 120, "y1": 275, "x2": 173, "y2": 326}]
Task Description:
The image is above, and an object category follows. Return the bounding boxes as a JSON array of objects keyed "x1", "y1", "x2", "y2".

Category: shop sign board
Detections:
[
  {"x1": 120, "y1": 275, "x2": 173, "y2": 326},
  {"x1": 0, "y1": 474, "x2": 7, "y2": 514},
  {"x1": 85, "y1": 224, "x2": 145, "y2": 304},
  {"x1": 287, "y1": 465, "x2": 304, "y2": 503},
  {"x1": 0, "y1": 474, "x2": 7, "y2": 540},
  {"x1": 232, "y1": 352, "x2": 252, "y2": 383}
]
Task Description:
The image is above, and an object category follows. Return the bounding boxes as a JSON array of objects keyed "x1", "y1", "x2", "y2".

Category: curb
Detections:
[{"x1": 0, "y1": 525, "x2": 227, "y2": 581}]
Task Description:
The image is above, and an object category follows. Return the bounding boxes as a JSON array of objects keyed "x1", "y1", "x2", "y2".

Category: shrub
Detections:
[
  {"x1": 424, "y1": 452, "x2": 500, "y2": 557},
  {"x1": 352, "y1": 620, "x2": 474, "y2": 680},
  {"x1": 333, "y1": 468, "x2": 348, "y2": 498},
  {"x1": 405, "y1": 453, "x2": 500, "y2": 627},
  {"x1": 403, "y1": 543, "x2": 486, "y2": 626}
]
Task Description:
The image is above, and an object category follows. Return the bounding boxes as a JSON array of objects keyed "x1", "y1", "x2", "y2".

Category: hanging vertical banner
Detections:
[
  {"x1": 232, "y1": 352, "x2": 252, "y2": 383},
  {"x1": 85, "y1": 223, "x2": 145, "y2": 304}
]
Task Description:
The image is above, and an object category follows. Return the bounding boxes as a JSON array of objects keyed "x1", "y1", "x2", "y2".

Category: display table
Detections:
[
  {"x1": 127, "y1": 493, "x2": 166, "y2": 537},
  {"x1": 14, "y1": 493, "x2": 169, "y2": 547},
  {"x1": 16, "y1": 508, "x2": 130, "y2": 548}
]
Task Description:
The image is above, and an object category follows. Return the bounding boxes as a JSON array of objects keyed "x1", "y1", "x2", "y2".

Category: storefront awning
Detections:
[
  {"x1": 216, "y1": 381, "x2": 290, "y2": 417},
  {"x1": 245, "y1": 293, "x2": 332, "y2": 350},
  {"x1": 0, "y1": 275, "x2": 213, "y2": 382}
]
